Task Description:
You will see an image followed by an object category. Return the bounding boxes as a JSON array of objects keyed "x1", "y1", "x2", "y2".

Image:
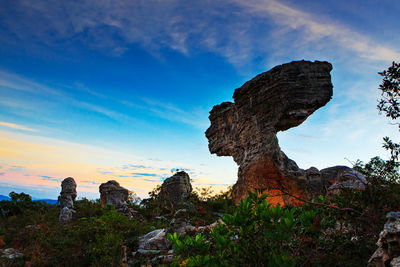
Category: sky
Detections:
[{"x1": 0, "y1": 0, "x2": 399, "y2": 200}]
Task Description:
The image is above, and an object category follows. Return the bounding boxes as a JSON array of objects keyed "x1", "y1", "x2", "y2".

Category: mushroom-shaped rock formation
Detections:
[
  {"x1": 160, "y1": 171, "x2": 192, "y2": 205},
  {"x1": 206, "y1": 60, "x2": 334, "y2": 205}
]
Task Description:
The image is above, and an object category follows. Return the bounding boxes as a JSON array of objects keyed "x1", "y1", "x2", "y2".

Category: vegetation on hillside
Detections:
[{"x1": 1, "y1": 62, "x2": 400, "y2": 266}]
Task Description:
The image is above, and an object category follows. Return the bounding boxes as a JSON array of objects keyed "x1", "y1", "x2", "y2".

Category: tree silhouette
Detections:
[{"x1": 378, "y1": 61, "x2": 400, "y2": 160}]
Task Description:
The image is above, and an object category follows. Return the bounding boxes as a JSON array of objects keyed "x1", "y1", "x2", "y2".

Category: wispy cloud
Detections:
[
  {"x1": 0, "y1": 121, "x2": 38, "y2": 132},
  {"x1": 235, "y1": 0, "x2": 400, "y2": 62},
  {"x1": 2, "y1": 0, "x2": 398, "y2": 68}
]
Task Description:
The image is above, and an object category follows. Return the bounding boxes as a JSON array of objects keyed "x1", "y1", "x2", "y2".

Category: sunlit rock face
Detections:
[{"x1": 206, "y1": 60, "x2": 334, "y2": 205}]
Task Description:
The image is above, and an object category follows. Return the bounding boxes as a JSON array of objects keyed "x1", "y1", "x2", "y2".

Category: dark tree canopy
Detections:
[{"x1": 378, "y1": 61, "x2": 400, "y2": 160}]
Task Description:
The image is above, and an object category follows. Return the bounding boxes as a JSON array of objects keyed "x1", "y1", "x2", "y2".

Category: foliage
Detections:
[
  {"x1": 168, "y1": 191, "x2": 319, "y2": 267},
  {"x1": 0, "y1": 195, "x2": 151, "y2": 267},
  {"x1": 377, "y1": 61, "x2": 400, "y2": 161}
]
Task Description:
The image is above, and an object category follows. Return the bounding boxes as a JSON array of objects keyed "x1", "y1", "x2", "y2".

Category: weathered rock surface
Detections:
[
  {"x1": 99, "y1": 180, "x2": 129, "y2": 207},
  {"x1": 324, "y1": 166, "x2": 368, "y2": 195},
  {"x1": 206, "y1": 60, "x2": 334, "y2": 205},
  {"x1": 99, "y1": 180, "x2": 137, "y2": 218},
  {"x1": 160, "y1": 171, "x2": 192, "y2": 205},
  {"x1": 58, "y1": 177, "x2": 77, "y2": 209},
  {"x1": 59, "y1": 206, "x2": 75, "y2": 223},
  {"x1": 368, "y1": 212, "x2": 400, "y2": 266},
  {"x1": 58, "y1": 177, "x2": 77, "y2": 223},
  {"x1": 138, "y1": 229, "x2": 171, "y2": 251}
]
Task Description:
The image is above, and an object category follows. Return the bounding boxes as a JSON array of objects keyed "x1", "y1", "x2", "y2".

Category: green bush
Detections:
[{"x1": 168, "y1": 191, "x2": 319, "y2": 267}]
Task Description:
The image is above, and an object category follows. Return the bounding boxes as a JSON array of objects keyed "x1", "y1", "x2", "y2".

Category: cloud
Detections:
[
  {"x1": 40, "y1": 175, "x2": 62, "y2": 182},
  {"x1": 235, "y1": 0, "x2": 400, "y2": 62},
  {"x1": 131, "y1": 173, "x2": 160, "y2": 177},
  {"x1": 0, "y1": 121, "x2": 38, "y2": 132},
  {"x1": 81, "y1": 180, "x2": 100, "y2": 185},
  {"x1": 1, "y1": 0, "x2": 398, "y2": 68}
]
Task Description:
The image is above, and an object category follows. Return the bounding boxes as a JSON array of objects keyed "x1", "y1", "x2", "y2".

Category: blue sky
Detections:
[{"x1": 0, "y1": 0, "x2": 399, "y2": 199}]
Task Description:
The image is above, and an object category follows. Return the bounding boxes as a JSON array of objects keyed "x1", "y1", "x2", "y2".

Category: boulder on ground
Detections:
[
  {"x1": 99, "y1": 180, "x2": 129, "y2": 208},
  {"x1": 138, "y1": 229, "x2": 171, "y2": 251},
  {"x1": 159, "y1": 171, "x2": 192, "y2": 205},
  {"x1": 99, "y1": 180, "x2": 137, "y2": 218}
]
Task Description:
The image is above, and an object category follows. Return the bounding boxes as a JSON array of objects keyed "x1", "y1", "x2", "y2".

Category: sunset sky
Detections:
[{"x1": 0, "y1": 0, "x2": 399, "y2": 200}]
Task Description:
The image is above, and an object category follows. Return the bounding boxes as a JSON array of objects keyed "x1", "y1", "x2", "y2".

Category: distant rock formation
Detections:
[
  {"x1": 159, "y1": 171, "x2": 192, "y2": 205},
  {"x1": 99, "y1": 180, "x2": 136, "y2": 218},
  {"x1": 206, "y1": 60, "x2": 366, "y2": 205},
  {"x1": 58, "y1": 177, "x2": 77, "y2": 223},
  {"x1": 368, "y1": 212, "x2": 400, "y2": 267}
]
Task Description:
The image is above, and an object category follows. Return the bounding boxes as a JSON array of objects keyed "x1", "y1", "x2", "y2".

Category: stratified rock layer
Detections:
[
  {"x1": 160, "y1": 171, "x2": 192, "y2": 205},
  {"x1": 206, "y1": 60, "x2": 334, "y2": 205}
]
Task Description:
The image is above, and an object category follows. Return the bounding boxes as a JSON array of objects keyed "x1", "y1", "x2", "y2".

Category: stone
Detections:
[
  {"x1": 206, "y1": 60, "x2": 334, "y2": 205},
  {"x1": 58, "y1": 177, "x2": 77, "y2": 209},
  {"x1": 138, "y1": 229, "x2": 171, "y2": 251},
  {"x1": 0, "y1": 248, "x2": 23, "y2": 259},
  {"x1": 368, "y1": 212, "x2": 400, "y2": 266},
  {"x1": 59, "y1": 207, "x2": 75, "y2": 224},
  {"x1": 159, "y1": 171, "x2": 192, "y2": 205},
  {"x1": 99, "y1": 180, "x2": 138, "y2": 218},
  {"x1": 99, "y1": 180, "x2": 129, "y2": 208},
  {"x1": 392, "y1": 257, "x2": 400, "y2": 267},
  {"x1": 58, "y1": 177, "x2": 77, "y2": 223},
  {"x1": 324, "y1": 166, "x2": 368, "y2": 195}
]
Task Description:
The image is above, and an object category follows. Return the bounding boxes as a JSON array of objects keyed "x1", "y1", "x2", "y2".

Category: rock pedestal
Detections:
[
  {"x1": 206, "y1": 61, "x2": 334, "y2": 205},
  {"x1": 58, "y1": 177, "x2": 77, "y2": 223},
  {"x1": 206, "y1": 61, "x2": 368, "y2": 206},
  {"x1": 159, "y1": 171, "x2": 192, "y2": 205}
]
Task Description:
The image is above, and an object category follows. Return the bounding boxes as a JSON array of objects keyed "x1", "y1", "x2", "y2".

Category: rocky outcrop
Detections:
[
  {"x1": 99, "y1": 180, "x2": 136, "y2": 217},
  {"x1": 206, "y1": 61, "x2": 334, "y2": 205},
  {"x1": 58, "y1": 177, "x2": 77, "y2": 223},
  {"x1": 368, "y1": 212, "x2": 400, "y2": 266},
  {"x1": 58, "y1": 177, "x2": 77, "y2": 209},
  {"x1": 159, "y1": 171, "x2": 192, "y2": 205},
  {"x1": 323, "y1": 166, "x2": 368, "y2": 195},
  {"x1": 206, "y1": 60, "x2": 369, "y2": 205}
]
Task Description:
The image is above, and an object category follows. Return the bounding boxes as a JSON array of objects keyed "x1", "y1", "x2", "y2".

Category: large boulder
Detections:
[
  {"x1": 138, "y1": 229, "x2": 171, "y2": 251},
  {"x1": 368, "y1": 212, "x2": 400, "y2": 266},
  {"x1": 99, "y1": 180, "x2": 137, "y2": 218},
  {"x1": 58, "y1": 177, "x2": 77, "y2": 223},
  {"x1": 99, "y1": 180, "x2": 129, "y2": 208},
  {"x1": 159, "y1": 171, "x2": 192, "y2": 205},
  {"x1": 58, "y1": 177, "x2": 77, "y2": 209},
  {"x1": 206, "y1": 60, "x2": 334, "y2": 205}
]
